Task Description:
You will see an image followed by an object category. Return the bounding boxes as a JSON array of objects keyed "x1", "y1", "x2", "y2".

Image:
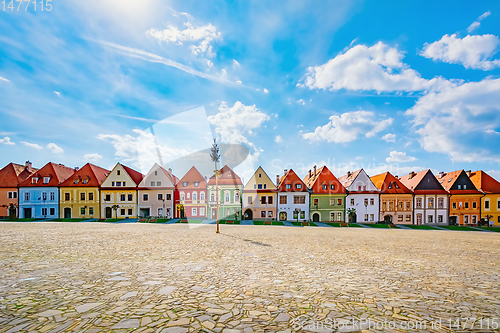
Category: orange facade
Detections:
[{"x1": 0, "y1": 162, "x2": 37, "y2": 218}]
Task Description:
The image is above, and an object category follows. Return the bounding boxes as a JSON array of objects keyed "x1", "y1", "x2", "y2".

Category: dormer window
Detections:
[
  {"x1": 43, "y1": 177, "x2": 50, "y2": 184},
  {"x1": 32, "y1": 178, "x2": 38, "y2": 184},
  {"x1": 330, "y1": 184, "x2": 335, "y2": 190},
  {"x1": 395, "y1": 183, "x2": 399, "y2": 189},
  {"x1": 83, "y1": 179, "x2": 88, "y2": 184},
  {"x1": 388, "y1": 182, "x2": 393, "y2": 189},
  {"x1": 73, "y1": 179, "x2": 79, "y2": 184},
  {"x1": 296, "y1": 184, "x2": 302, "y2": 189},
  {"x1": 448, "y1": 178, "x2": 452, "y2": 182},
  {"x1": 183, "y1": 182, "x2": 188, "y2": 187},
  {"x1": 322, "y1": 184, "x2": 327, "y2": 190},
  {"x1": 194, "y1": 182, "x2": 199, "y2": 187}
]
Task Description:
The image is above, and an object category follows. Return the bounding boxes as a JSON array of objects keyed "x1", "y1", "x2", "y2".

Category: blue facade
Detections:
[{"x1": 19, "y1": 187, "x2": 60, "y2": 219}]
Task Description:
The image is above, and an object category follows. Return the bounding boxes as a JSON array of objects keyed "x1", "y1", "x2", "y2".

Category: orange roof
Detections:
[
  {"x1": 303, "y1": 166, "x2": 346, "y2": 194},
  {"x1": 338, "y1": 169, "x2": 362, "y2": 189},
  {"x1": 398, "y1": 169, "x2": 447, "y2": 194},
  {"x1": 121, "y1": 164, "x2": 144, "y2": 185},
  {"x1": 0, "y1": 162, "x2": 38, "y2": 187},
  {"x1": 19, "y1": 162, "x2": 75, "y2": 187},
  {"x1": 277, "y1": 169, "x2": 308, "y2": 192},
  {"x1": 469, "y1": 170, "x2": 500, "y2": 194},
  {"x1": 177, "y1": 166, "x2": 207, "y2": 189},
  {"x1": 60, "y1": 163, "x2": 110, "y2": 187},
  {"x1": 370, "y1": 172, "x2": 412, "y2": 194},
  {"x1": 208, "y1": 165, "x2": 243, "y2": 186},
  {"x1": 436, "y1": 170, "x2": 461, "y2": 191}
]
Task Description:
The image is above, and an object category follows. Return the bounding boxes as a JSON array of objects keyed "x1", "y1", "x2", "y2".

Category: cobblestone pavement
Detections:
[{"x1": 1, "y1": 223, "x2": 500, "y2": 333}]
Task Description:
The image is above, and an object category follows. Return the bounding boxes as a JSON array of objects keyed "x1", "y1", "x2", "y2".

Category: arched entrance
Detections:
[
  {"x1": 64, "y1": 207, "x2": 71, "y2": 219},
  {"x1": 105, "y1": 207, "x2": 112, "y2": 218},
  {"x1": 384, "y1": 215, "x2": 393, "y2": 224},
  {"x1": 348, "y1": 213, "x2": 357, "y2": 223},
  {"x1": 312, "y1": 213, "x2": 320, "y2": 222},
  {"x1": 244, "y1": 209, "x2": 253, "y2": 220},
  {"x1": 8, "y1": 205, "x2": 16, "y2": 219},
  {"x1": 279, "y1": 212, "x2": 287, "y2": 221}
]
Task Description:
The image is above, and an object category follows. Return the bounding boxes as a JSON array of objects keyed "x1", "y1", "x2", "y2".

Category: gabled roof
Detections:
[
  {"x1": 176, "y1": 166, "x2": 207, "y2": 189},
  {"x1": 244, "y1": 166, "x2": 276, "y2": 192},
  {"x1": 338, "y1": 169, "x2": 362, "y2": 189},
  {"x1": 0, "y1": 163, "x2": 39, "y2": 187},
  {"x1": 122, "y1": 164, "x2": 144, "y2": 185},
  {"x1": 469, "y1": 170, "x2": 500, "y2": 194},
  {"x1": 19, "y1": 162, "x2": 75, "y2": 187},
  {"x1": 370, "y1": 172, "x2": 412, "y2": 194},
  {"x1": 435, "y1": 170, "x2": 481, "y2": 194},
  {"x1": 303, "y1": 166, "x2": 346, "y2": 194},
  {"x1": 398, "y1": 169, "x2": 448, "y2": 194},
  {"x1": 138, "y1": 163, "x2": 177, "y2": 189},
  {"x1": 208, "y1": 165, "x2": 243, "y2": 186},
  {"x1": 277, "y1": 169, "x2": 308, "y2": 192},
  {"x1": 60, "y1": 163, "x2": 110, "y2": 187}
]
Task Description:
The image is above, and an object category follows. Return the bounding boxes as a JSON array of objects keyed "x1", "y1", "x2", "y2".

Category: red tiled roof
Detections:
[
  {"x1": 60, "y1": 163, "x2": 110, "y2": 187},
  {"x1": 370, "y1": 172, "x2": 412, "y2": 194},
  {"x1": 19, "y1": 162, "x2": 75, "y2": 187},
  {"x1": 469, "y1": 170, "x2": 500, "y2": 194},
  {"x1": 338, "y1": 169, "x2": 362, "y2": 189},
  {"x1": 208, "y1": 165, "x2": 243, "y2": 186},
  {"x1": 398, "y1": 169, "x2": 448, "y2": 194},
  {"x1": 176, "y1": 166, "x2": 207, "y2": 189},
  {"x1": 303, "y1": 166, "x2": 346, "y2": 194},
  {"x1": 435, "y1": 170, "x2": 482, "y2": 195},
  {"x1": 0, "y1": 163, "x2": 38, "y2": 187},
  {"x1": 121, "y1": 164, "x2": 144, "y2": 185},
  {"x1": 277, "y1": 169, "x2": 308, "y2": 192}
]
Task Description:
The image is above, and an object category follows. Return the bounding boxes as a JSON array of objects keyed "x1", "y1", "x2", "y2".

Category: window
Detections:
[
  {"x1": 42, "y1": 208, "x2": 47, "y2": 216},
  {"x1": 406, "y1": 215, "x2": 411, "y2": 222},
  {"x1": 472, "y1": 201, "x2": 477, "y2": 209},
  {"x1": 42, "y1": 192, "x2": 47, "y2": 201},
  {"x1": 158, "y1": 208, "x2": 163, "y2": 216},
  {"x1": 261, "y1": 196, "x2": 267, "y2": 204},
  {"x1": 235, "y1": 192, "x2": 240, "y2": 202},
  {"x1": 398, "y1": 215, "x2": 403, "y2": 222},
  {"x1": 264, "y1": 184, "x2": 267, "y2": 189},
  {"x1": 81, "y1": 193, "x2": 86, "y2": 201},
  {"x1": 8, "y1": 192, "x2": 12, "y2": 198},
  {"x1": 32, "y1": 177, "x2": 38, "y2": 184},
  {"x1": 464, "y1": 215, "x2": 469, "y2": 224},
  {"x1": 83, "y1": 179, "x2": 88, "y2": 184},
  {"x1": 358, "y1": 186, "x2": 362, "y2": 191},
  {"x1": 330, "y1": 198, "x2": 335, "y2": 206},
  {"x1": 465, "y1": 202, "x2": 469, "y2": 209},
  {"x1": 194, "y1": 182, "x2": 199, "y2": 187},
  {"x1": 417, "y1": 214, "x2": 422, "y2": 224},
  {"x1": 89, "y1": 193, "x2": 94, "y2": 201},
  {"x1": 43, "y1": 177, "x2": 50, "y2": 184},
  {"x1": 120, "y1": 194, "x2": 125, "y2": 201},
  {"x1": 268, "y1": 196, "x2": 273, "y2": 205},
  {"x1": 463, "y1": 185, "x2": 467, "y2": 189},
  {"x1": 193, "y1": 192, "x2": 197, "y2": 201},
  {"x1": 314, "y1": 198, "x2": 319, "y2": 206},
  {"x1": 143, "y1": 194, "x2": 149, "y2": 201},
  {"x1": 300, "y1": 211, "x2": 305, "y2": 219},
  {"x1": 50, "y1": 192, "x2": 55, "y2": 201},
  {"x1": 50, "y1": 208, "x2": 55, "y2": 216},
  {"x1": 485, "y1": 200, "x2": 490, "y2": 209},
  {"x1": 337, "y1": 199, "x2": 342, "y2": 206},
  {"x1": 416, "y1": 198, "x2": 422, "y2": 208},
  {"x1": 398, "y1": 201, "x2": 403, "y2": 210},
  {"x1": 192, "y1": 208, "x2": 197, "y2": 216},
  {"x1": 438, "y1": 215, "x2": 443, "y2": 223},
  {"x1": 280, "y1": 196, "x2": 287, "y2": 204},
  {"x1": 73, "y1": 179, "x2": 79, "y2": 184},
  {"x1": 330, "y1": 212, "x2": 336, "y2": 222},
  {"x1": 151, "y1": 181, "x2": 155, "y2": 186},
  {"x1": 268, "y1": 211, "x2": 273, "y2": 217},
  {"x1": 438, "y1": 198, "x2": 444, "y2": 208},
  {"x1": 388, "y1": 182, "x2": 393, "y2": 189},
  {"x1": 458, "y1": 185, "x2": 461, "y2": 189},
  {"x1": 127, "y1": 194, "x2": 132, "y2": 201},
  {"x1": 167, "y1": 194, "x2": 172, "y2": 200},
  {"x1": 259, "y1": 173, "x2": 262, "y2": 178},
  {"x1": 286, "y1": 184, "x2": 291, "y2": 189},
  {"x1": 81, "y1": 207, "x2": 86, "y2": 215},
  {"x1": 364, "y1": 214, "x2": 368, "y2": 221},
  {"x1": 364, "y1": 198, "x2": 368, "y2": 206},
  {"x1": 472, "y1": 215, "x2": 477, "y2": 224},
  {"x1": 452, "y1": 202, "x2": 457, "y2": 209},
  {"x1": 370, "y1": 198, "x2": 374, "y2": 205},
  {"x1": 104, "y1": 194, "x2": 111, "y2": 201},
  {"x1": 200, "y1": 207, "x2": 205, "y2": 216},
  {"x1": 248, "y1": 196, "x2": 253, "y2": 205},
  {"x1": 293, "y1": 210, "x2": 298, "y2": 219},
  {"x1": 254, "y1": 184, "x2": 256, "y2": 189},
  {"x1": 116, "y1": 182, "x2": 122, "y2": 187},
  {"x1": 406, "y1": 202, "x2": 410, "y2": 210},
  {"x1": 261, "y1": 211, "x2": 266, "y2": 218},
  {"x1": 158, "y1": 194, "x2": 163, "y2": 200},
  {"x1": 330, "y1": 184, "x2": 335, "y2": 190},
  {"x1": 337, "y1": 212, "x2": 342, "y2": 221},
  {"x1": 210, "y1": 193, "x2": 214, "y2": 202},
  {"x1": 183, "y1": 182, "x2": 188, "y2": 187},
  {"x1": 225, "y1": 193, "x2": 230, "y2": 202},
  {"x1": 428, "y1": 215, "x2": 433, "y2": 223},
  {"x1": 258, "y1": 184, "x2": 263, "y2": 189},
  {"x1": 121, "y1": 209, "x2": 125, "y2": 215},
  {"x1": 370, "y1": 214, "x2": 374, "y2": 221},
  {"x1": 117, "y1": 170, "x2": 120, "y2": 175},
  {"x1": 155, "y1": 171, "x2": 157, "y2": 176},
  {"x1": 89, "y1": 207, "x2": 94, "y2": 215},
  {"x1": 428, "y1": 198, "x2": 434, "y2": 208},
  {"x1": 128, "y1": 209, "x2": 133, "y2": 215},
  {"x1": 157, "y1": 182, "x2": 161, "y2": 186},
  {"x1": 294, "y1": 196, "x2": 306, "y2": 204},
  {"x1": 322, "y1": 184, "x2": 327, "y2": 190},
  {"x1": 350, "y1": 198, "x2": 355, "y2": 206},
  {"x1": 65, "y1": 193, "x2": 70, "y2": 201}
]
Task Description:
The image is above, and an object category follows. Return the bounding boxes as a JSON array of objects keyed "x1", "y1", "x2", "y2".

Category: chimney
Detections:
[
  {"x1": 439, "y1": 171, "x2": 445, "y2": 179},
  {"x1": 313, "y1": 165, "x2": 317, "y2": 176},
  {"x1": 347, "y1": 171, "x2": 351, "y2": 178},
  {"x1": 74, "y1": 167, "x2": 79, "y2": 172},
  {"x1": 168, "y1": 168, "x2": 173, "y2": 176},
  {"x1": 276, "y1": 175, "x2": 280, "y2": 185},
  {"x1": 409, "y1": 171, "x2": 416, "y2": 179},
  {"x1": 466, "y1": 170, "x2": 472, "y2": 177},
  {"x1": 309, "y1": 169, "x2": 312, "y2": 178},
  {"x1": 25, "y1": 161, "x2": 32, "y2": 173},
  {"x1": 204, "y1": 176, "x2": 208, "y2": 182},
  {"x1": 284, "y1": 169, "x2": 288, "y2": 175}
]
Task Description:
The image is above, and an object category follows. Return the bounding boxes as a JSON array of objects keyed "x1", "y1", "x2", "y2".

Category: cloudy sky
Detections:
[{"x1": 1, "y1": 0, "x2": 500, "y2": 183}]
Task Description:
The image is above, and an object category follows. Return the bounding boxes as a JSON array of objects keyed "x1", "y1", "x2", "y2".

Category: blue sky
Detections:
[{"x1": 1, "y1": 0, "x2": 500, "y2": 183}]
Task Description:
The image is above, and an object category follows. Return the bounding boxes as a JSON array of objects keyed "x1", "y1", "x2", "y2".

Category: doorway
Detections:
[
  {"x1": 139, "y1": 208, "x2": 150, "y2": 218},
  {"x1": 244, "y1": 209, "x2": 253, "y2": 220},
  {"x1": 279, "y1": 212, "x2": 287, "y2": 221},
  {"x1": 105, "y1": 207, "x2": 112, "y2": 218},
  {"x1": 24, "y1": 208, "x2": 32, "y2": 219},
  {"x1": 312, "y1": 213, "x2": 320, "y2": 222},
  {"x1": 8, "y1": 205, "x2": 16, "y2": 219},
  {"x1": 64, "y1": 207, "x2": 71, "y2": 219},
  {"x1": 384, "y1": 215, "x2": 393, "y2": 224}
]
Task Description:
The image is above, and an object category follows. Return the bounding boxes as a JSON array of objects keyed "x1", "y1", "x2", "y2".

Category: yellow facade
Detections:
[
  {"x1": 100, "y1": 190, "x2": 138, "y2": 219},
  {"x1": 482, "y1": 194, "x2": 500, "y2": 226},
  {"x1": 242, "y1": 166, "x2": 277, "y2": 220},
  {"x1": 59, "y1": 187, "x2": 100, "y2": 219}
]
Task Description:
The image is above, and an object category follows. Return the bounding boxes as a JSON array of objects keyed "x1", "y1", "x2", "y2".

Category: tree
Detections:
[{"x1": 111, "y1": 204, "x2": 120, "y2": 219}]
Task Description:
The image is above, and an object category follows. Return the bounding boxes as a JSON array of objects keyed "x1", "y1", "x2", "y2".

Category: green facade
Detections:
[
  {"x1": 208, "y1": 185, "x2": 243, "y2": 220},
  {"x1": 309, "y1": 194, "x2": 346, "y2": 222}
]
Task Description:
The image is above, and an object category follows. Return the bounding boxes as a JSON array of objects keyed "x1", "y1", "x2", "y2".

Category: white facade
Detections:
[
  {"x1": 344, "y1": 169, "x2": 380, "y2": 223},
  {"x1": 277, "y1": 192, "x2": 310, "y2": 221},
  {"x1": 413, "y1": 194, "x2": 448, "y2": 225}
]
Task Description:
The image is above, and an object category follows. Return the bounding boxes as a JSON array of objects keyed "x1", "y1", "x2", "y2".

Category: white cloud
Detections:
[
  {"x1": 0, "y1": 137, "x2": 15, "y2": 145},
  {"x1": 420, "y1": 34, "x2": 500, "y2": 70},
  {"x1": 236, "y1": 80, "x2": 242, "y2": 84},
  {"x1": 407, "y1": 78, "x2": 500, "y2": 163},
  {"x1": 300, "y1": 42, "x2": 451, "y2": 93},
  {"x1": 467, "y1": 11, "x2": 491, "y2": 33},
  {"x1": 382, "y1": 133, "x2": 396, "y2": 142},
  {"x1": 0, "y1": 76, "x2": 9, "y2": 82},
  {"x1": 263, "y1": 88, "x2": 269, "y2": 94},
  {"x1": 297, "y1": 99, "x2": 305, "y2": 105},
  {"x1": 54, "y1": 91, "x2": 61, "y2": 96},
  {"x1": 47, "y1": 143, "x2": 64, "y2": 154},
  {"x1": 147, "y1": 22, "x2": 221, "y2": 57},
  {"x1": 302, "y1": 111, "x2": 393, "y2": 143},
  {"x1": 21, "y1": 141, "x2": 43, "y2": 150},
  {"x1": 275, "y1": 135, "x2": 283, "y2": 143},
  {"x1": 233, "y1": 59, "x2": 240, "y2": 67},
  {"x1": 208, "y1": 101, "x2": 270, "y2": 147},
  {"x1": 385, "y1": 151, "x2": 417, "y2": 163},
  {"x1": 83, "y1": 153, "x2": 103, "y2": 163}
]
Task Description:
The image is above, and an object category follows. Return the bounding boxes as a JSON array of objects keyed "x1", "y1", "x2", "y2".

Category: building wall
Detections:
[
  {"x1": 138, "y1": 189, "x2": 174, "y2": 218},
  {"x1": 0, "y1": 188, "x2": 18, "y2": 217},
  {"x1": 345, "y1": 193, "x2": 379, "y2": 223},
  {"x1": 277, "y1": 192, "x2": 310, "y2": 221},
  {"x1": 100, "y1": 190, "x2": 137, "y2": 219},
  {"x1": 19, "y1": 187, "x2": 60, "y2": 219},
  {"x1": 449, "y1": 194, "x2": 482, "y2": 225},
  {"x1": 413, "y1": 194, "x2": 448, "y2": 225},
  {"x1": 309, "y1": 194, "x2": 346, "y2": 222},
  {"x1": 175, "y1": 188, "x2": 207, "y2": 219},
  {"x1": 481, "y1": 194, "x2": 500, "y2": 225},
  {"x1": 242, "y1": 192, "x2": 277, "y2": 220},
  {"x1": 379, "y1": 194, "x2": 414, "y2": 224},
  {"x1": 59, "y1": 187, "x2": 100, "y2": 219},
  {"x1": 208, "y1": 185, "x2": 243, "y2": 220}
]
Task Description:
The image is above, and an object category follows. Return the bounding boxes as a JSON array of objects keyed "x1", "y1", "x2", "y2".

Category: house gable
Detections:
[
  {"x1": 277, "y1": 169, "x2": 308, "y2": 192},
  {"x1": 244, "y1": 166, "x2": 275, "y2": 191},
  {"x1": 304, "y1": 166, "x2": 346, "y2": 194},
  {"x1": 101, "y1": 163, "x2": 143, "y2": 188},
  {"x1": 177, "y1": 166, "x2": 207, "y2": 190},
  {"x1": 348, "y1": 169, "x2": 378, "y2": 192},
  {"x1": 139, "y1": 163, "x2": 175, "y2": 189}
]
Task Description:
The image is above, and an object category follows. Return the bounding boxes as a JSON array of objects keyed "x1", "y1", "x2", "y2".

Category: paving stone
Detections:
[
  {"x1": 111, "y1": 318, "x2": 140, "y2": 329},
  {"x1": 75, "y1": 302, "x2": 101, "y2": 313},
  {"x1": 34, "y1": 310, "x2": 62, "y2": 317}
]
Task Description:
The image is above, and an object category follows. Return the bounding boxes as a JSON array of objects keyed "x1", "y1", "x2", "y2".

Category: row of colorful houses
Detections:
[{"x1": 1, "y1": 161, "x2": 499, "y2": 226}]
